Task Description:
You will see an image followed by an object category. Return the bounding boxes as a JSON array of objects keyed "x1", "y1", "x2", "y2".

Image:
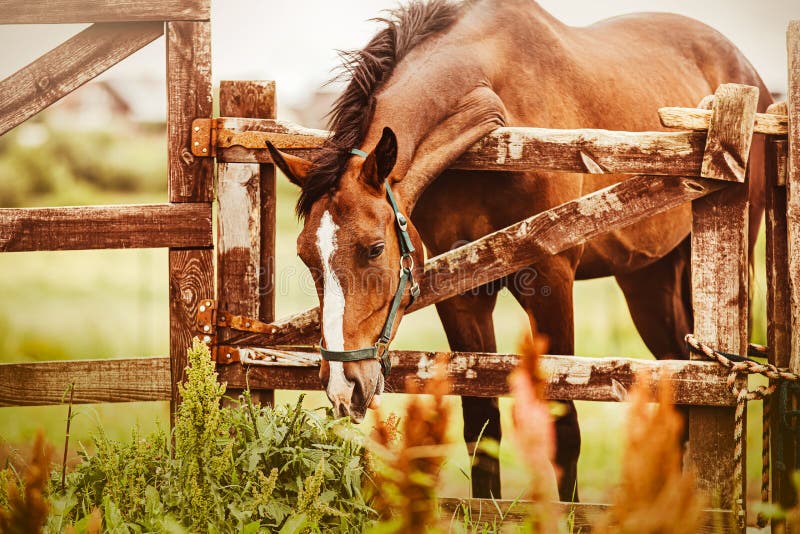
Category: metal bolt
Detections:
[
  {"x1": 271, "y1": 355, "x2": 277, "y2": 362},
  {"x1": 203, "y1": 325, "x2": 210, "y2": 332},
  {"x1": 226, "y1": 353, "x2": 232, "y2": 359},
  {"x1": 203, "y1": 335, "x2": 211, "y2": 343},
  {"x1": 194, "y1": 126, "x2": 200, "y2": 132},
  {"x1": 206, "y1": 300, "x2": 212, "y2": 307},
  {"x1": 194, "y1": 141, "x2": 200, "y2": 146},
  {"x1": 199, "y1": 305, "x2": 206, "y2": 312},
  {"x1": 202, "y1": 148, "x2": 208, "y2": 153},
  {"x1": 245, "y1": 322, "x2": 251, "y2": 328}
]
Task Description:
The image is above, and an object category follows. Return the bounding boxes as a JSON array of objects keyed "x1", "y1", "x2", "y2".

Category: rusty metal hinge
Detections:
[
  {"x1": 191, "y1": 118, "x2": 215, "y2": 157},
  {"x1": 195, "y1": 298, "x2": 281, "y2": 364}
]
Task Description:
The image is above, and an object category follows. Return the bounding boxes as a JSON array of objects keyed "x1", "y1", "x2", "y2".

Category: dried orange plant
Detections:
[
  {"x1": 511, "y1": 331, "x2": 559, "y2": 532},
  {"x1": 0, "y1": 430, "x2": 52, "y2": 534},
  {"x1": 595, "y1": 372, "x2": 705, "y2": 534},
  {"x1": 368, "y1": 357, "x2": 452, "y2": 533}
]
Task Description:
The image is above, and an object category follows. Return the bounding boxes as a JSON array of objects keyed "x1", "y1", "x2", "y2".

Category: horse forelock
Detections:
[{"x1": 296, "y1": 0, "x2": 465, "y2": 219}]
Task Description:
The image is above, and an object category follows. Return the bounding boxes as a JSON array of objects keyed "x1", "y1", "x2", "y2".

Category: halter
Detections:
[{"x1": 318, "y1": 148, "x2": 420, "y2": 377}]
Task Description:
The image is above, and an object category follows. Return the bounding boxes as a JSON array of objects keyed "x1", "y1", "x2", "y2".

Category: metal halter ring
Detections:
[{"x1": 400, "y1": 254, "x2": 414, "y2": 271}]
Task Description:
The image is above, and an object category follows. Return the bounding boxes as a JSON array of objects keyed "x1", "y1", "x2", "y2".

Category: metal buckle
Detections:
[{"x1": 375, "y1": 341, "x2": 389, "y2": 358}]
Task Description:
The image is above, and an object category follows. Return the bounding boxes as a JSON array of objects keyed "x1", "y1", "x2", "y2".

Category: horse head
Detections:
[{"x1": 267, "y1": 127, "x2": 425, "y2": 422}]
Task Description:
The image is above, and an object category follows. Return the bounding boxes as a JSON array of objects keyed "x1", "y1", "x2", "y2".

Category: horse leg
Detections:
[
  {"x1": 508, "y1": 256, "x2": 580, "y2": 502},
  {"x1": 435, "y1": 282, "x2": 502, "y2": 499},
  {"x1": 615, "y1": 236, "x2": 692, "y2": 441}
]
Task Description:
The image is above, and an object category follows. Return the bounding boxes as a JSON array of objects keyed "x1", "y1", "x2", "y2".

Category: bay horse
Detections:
[{"x1": 266, "y1": 0, "x2": 771, "y2": 500}]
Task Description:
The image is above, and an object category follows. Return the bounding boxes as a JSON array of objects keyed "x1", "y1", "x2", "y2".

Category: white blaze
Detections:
[{"x1": 316, "y1": 210, "x2": 353, "y2": 400}]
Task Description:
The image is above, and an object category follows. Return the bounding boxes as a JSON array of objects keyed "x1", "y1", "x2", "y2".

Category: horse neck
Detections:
[{"x1": 358, "y1": 0, "x2": 568, "y2": 212}]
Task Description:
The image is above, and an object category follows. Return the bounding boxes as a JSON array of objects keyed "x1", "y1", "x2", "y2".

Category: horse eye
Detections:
[{"x1": 368, "y1": 243, "x2": 385, "y2": 259}]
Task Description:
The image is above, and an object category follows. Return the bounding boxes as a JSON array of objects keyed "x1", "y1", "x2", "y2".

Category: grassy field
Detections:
[{"x1": 0, "y1": 126, "x2": 769, "y2": 504}]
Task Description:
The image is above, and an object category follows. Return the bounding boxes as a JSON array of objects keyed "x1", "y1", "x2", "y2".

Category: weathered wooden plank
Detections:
[
  {"x1": 217, "y1": 163, "x2": 261, "y2": 313},
  {"x1": 0, "y1": 22, "x2": 163, "y2": 136},
  {"x1": 0, "y1": 203, "x2": 211, "y2": 252},
  {"x1": 438, "y1": 498, "x2": 734, "y2": 533},
  {"x1": 766, "y1": 136, "x2": 796, "y2": 515},
  {"x1": 0, "y1": 358, "x2": 170, "y2": 407},
  {"x1": 168, "y1": 249, "x2": 213, "y2": 418},
  {"x1": 787, "y1": 21, "x2": 800, "y2": 374},
  {"x1": 217, "y1": 80, "x2": 277, "y2": 407},
  {"x1": 688, "y1": 85, "x2": 756, "y2": 514},
  {"x1": 213, "y1": 117, "x2": 708, "y2": 177},
  {"x1": 167, "y1": 21, "x2": 213, "y2": 202},
  {"x1": 701, "y1": 84, "x2": 759, "y2": 182},
  {"x1": 166, "y1": 19, "x2": 213, "y2": 421},
  {"x1": 230, "y1": 174, "x2": 725, "y2": 347},
  {"x1": 218, "y1": 349, "x2": 736, "y2": 406},
  {"x1": 659, "y1": 105, "x2": 787, "y2": 136},
  {"x1": 0, "y1": 350, "x2": 734, "y2": 408},
  {"x1": 0, "y1": 0, "x2": 209, "y2": 23}
]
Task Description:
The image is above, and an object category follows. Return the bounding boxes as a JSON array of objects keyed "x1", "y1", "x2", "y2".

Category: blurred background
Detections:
[{"x1": 1, "y1": 0, "x2": 798, "y2": 502}]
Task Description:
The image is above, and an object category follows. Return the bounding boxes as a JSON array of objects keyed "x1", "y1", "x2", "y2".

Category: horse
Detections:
[{"x1": 265, "y1": 0, "x2": 771, "y2": 500}]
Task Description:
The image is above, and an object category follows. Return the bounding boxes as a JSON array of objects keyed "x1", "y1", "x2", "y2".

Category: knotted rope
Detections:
[{"x1": 685, "y1": 334, "x2": 800, "y2": 529}]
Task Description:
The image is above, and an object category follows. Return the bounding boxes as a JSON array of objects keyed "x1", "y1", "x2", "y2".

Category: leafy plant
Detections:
[{"x1": 39, "y1": 339, "x2": 375, "y2": 533}]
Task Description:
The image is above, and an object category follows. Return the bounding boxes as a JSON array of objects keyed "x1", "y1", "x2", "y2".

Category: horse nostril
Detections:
[{"x1": 336, "y1": 402, "x2": 350, "y2": 418}]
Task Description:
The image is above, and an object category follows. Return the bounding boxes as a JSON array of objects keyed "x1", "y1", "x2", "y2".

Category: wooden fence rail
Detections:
[
  {"x1": 0, "y1": 350, "x2": 736, "y2": 407},
  {"x1": 0, "y1": 0, "x2": 210, "y2": 24},
  {"x1": 0, "y1": 203, "x2": 212, "y2": 252}
]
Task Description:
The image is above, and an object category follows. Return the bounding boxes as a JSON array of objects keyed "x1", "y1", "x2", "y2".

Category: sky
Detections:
[{"x1": 1, "y1": 0, "x2": 799, "y2": 118}]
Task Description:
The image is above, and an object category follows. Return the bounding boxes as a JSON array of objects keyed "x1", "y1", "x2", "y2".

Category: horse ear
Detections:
[
  {"x1": 266, "y1": 141, "x2": 312, "y2": 187},
  {"x1": 361, "y1": 127, "x2": 398, "y2": 192}
]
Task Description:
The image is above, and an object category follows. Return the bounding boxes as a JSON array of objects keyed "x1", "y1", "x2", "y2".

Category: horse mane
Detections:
[{"x1": 296, "y1": 0, "x2": 465, "y2": 218}]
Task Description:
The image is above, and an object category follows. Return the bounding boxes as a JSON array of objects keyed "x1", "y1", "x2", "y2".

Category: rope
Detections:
[
  {"x1": 684, "y1": 334, "x2": 799, "y2": 530},
  {"x1": 238, "y1": 347, "x2": 321, "y2": 367}
]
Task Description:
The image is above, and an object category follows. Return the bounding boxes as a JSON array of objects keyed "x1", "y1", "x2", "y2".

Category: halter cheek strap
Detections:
[{"x1": 318, "y1": 148, "x2": 420, "y2": 377}]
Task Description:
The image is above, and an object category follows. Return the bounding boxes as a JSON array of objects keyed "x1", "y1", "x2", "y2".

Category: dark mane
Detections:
[{"x1": 296, "y1": 0, "x2": 464, "y2": 218}]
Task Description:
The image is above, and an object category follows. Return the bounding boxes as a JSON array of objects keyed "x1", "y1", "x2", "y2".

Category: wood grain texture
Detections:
[
  {"x1": 230, "y1": 175, "x2": 724, "y2": 347},
  {"x1": 0, "y1": 203, "x2": 211, "y2": 252},
  {"x1": 788, "y1": 21, "x2": 800, "y2": 373},
  {"x1": 659, "y1": 106, "x2": 787, "y2": 135},
  {"x1": 218, "y1": 349, "x2": 736, "y2": 406},
  {"x1": 688, "y1": 86, "x2": 754, "y2": 511},
  {"x1": 0, "y1": 358, "x2": 170, "y2": 407},
  {"x1": 766, "y1": 138, "x2": 796, "y2": 513},
  {"x1": 437, "y1": 499, "x2": 734, "y2": 533},
  {"x1": 217, "y1": 163, "x2": 261, "y2": 316},
  {"x1": 0, "y1": 0, "x2": 209, "y2": 23},
  {"x1": 701, "y1": 84, "x2": 759, "y2": 182},
  {"x1": 766, "y1": 139, "x2": 792, "y2": 369},
  {"x1": 217, "y1": 81, "x2": 277, "y2": 406},
  {"x1": 169, "y1": 248, "x2": 213, "y2": 416},
  {"x1": 167, "y1": 21, "x2": 213, "y2": 202},
  {"x1": 0, "y1": 22, "x2": 163, "y2": 136},
  {"x1": 213, "y1": 118, "x2": 708, "y2": 177}
]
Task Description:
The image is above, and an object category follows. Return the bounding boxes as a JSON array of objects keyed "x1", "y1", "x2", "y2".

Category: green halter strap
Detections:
[{"x1": 318, "y1": 148, "x2": 420, "y2": 377}]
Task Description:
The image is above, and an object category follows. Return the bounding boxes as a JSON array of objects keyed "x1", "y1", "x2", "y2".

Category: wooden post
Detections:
[
  {"x1": 777, "y1": 20, "x2": 800, "y2": 531},
  {"x1": 787, "y1": 21, "x2": 800, "y2": 375},
  {"x1": 217, "y1": 80, "x2": 277, "y2": 406},
  {"x1": 166, "y1": 20, "x2": 214, "y2": 421},
  {"x1": 688, "y1": 84, "x2": 757, "y2": 520},
  {"x1": 766, "y1": 131, "x2": 794, "y2": 527}
]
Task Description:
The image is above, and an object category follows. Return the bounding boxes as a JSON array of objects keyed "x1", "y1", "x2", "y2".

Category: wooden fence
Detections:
[
  {"x1": 0, "y1": 0, "x2": 214, "y2": 420},
  {"x1": 1, "y1": 3, "x2": 799, "y2": 531}
]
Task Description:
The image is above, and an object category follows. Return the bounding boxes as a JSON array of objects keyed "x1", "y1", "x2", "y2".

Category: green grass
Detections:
[{"x1": 0, "y1": 129, "x2": 770, "y2": 505}]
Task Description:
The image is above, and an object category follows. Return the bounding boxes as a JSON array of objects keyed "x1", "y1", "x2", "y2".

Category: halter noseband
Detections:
[{"x1": 318, "y1": 148, "x2": 420, "y2": 377}]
